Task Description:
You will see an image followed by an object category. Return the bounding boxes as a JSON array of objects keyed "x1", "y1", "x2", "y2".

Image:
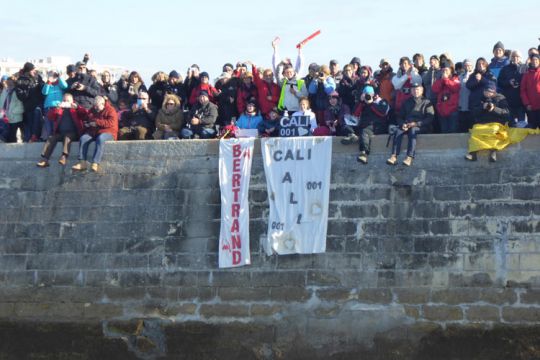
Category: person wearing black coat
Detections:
[
  {"x1": 465, "y1": 82, "x2": 510, "y2": 162},
  {"x1": 466, "y1": 57, "x2": 497, "y2": 112},
  {"x1": 66, "y1": 62, "x2": 100, "y2": 110},
  {"x1": 337, "y1": 65, "x2": 357, "y2": 110},
  {"x1": 215, "y1": 74, "x2": 239, "y2": 127},
  {"x1": 118, "y1": 91, "x2": 156, "y2": 140},
  {"x1": 353, "y1": 86, "x2": 390, "y2": 164},
  {"x1": 471, "y1": 83, "x2": 510, "y2": 126},
  {"x1": 14, "y1": 62, "x2": 45, "y2": 142},
  {"x1": 148, "y1": 72, "x2": 168, "y2": 112},
  {"x1": 387, "y1": 82, "x2": 434, "y2": 167},
  {"x1": 498, "y1": 51, "x2": 527, "y2": 125},
  {"x1": 166, "y1": 71, "x2": 187, "y2": 106}
]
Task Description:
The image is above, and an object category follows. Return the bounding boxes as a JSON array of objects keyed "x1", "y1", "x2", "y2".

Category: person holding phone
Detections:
[
  {"x1": 42, "y1": 70, "x2": 68, "y2": 139},
  {"x1": 72, "y1": 96, "x2": 118, "y2": 172},
  {"x1": 36, "y1": 93, "x2": 84, "y2": 168},
  {"x1": 118, "y1": 91, "x2": 155, "y2": 140}
]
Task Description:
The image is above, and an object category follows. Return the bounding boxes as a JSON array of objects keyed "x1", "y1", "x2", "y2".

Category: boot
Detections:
[
  {"x1": 357, "y1": 152, "x2": 368, "y2": 164},
  {"x1": 340, "y1": 133, "x2": 359, "y2": 145},
  {"x1": 72, "y1": 161, "x2": 88, "y2": 171},
  {"x1": 402, "y1": 156, "x2": 413, "y2": 166},
  {"x1": 386, "y1": 154, "x2": 397, "y2": 165},
  {"x1": 58, "y1": 153, "x2": 68, "y2": 166},
  {"x1": 36, "y1": 159, "x2": 49, "y2": 168},
  {"x1": 91, "y1": 163, "x2": 100, "y2": 172},
  {"x1": 465, "y1": 152, "x2": 477, "y2": 161}
]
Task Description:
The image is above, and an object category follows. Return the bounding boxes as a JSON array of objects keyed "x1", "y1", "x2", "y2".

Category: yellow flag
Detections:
[{"x1": 468, "y1": 123, "x2": 540, "y2": 153}]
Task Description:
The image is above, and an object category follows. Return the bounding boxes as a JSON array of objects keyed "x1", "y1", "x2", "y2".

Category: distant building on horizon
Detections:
[{"x1": 0, "y1": 56, "x2": 127, "y2": 82}]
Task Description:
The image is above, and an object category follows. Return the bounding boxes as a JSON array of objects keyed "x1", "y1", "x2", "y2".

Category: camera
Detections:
[
  {"x1": 364, "y1": 94, "x2": 372, "y2": 101},
  {"x1": 318, "y1": 71, "x2": 325, "y2": 78}
]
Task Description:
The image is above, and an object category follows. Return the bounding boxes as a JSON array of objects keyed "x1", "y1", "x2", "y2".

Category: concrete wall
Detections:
[{"x1": 1, "y1": 135, "x2": 540, "y2": 359}]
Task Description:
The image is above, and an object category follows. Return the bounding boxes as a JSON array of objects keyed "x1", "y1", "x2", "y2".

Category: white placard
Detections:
[
  {"x1": 261, "y1": 137, "x2": 332, "y2": 255},
  {"x1": 218, "y1": 138, "x2": 254, "y2": 268}
]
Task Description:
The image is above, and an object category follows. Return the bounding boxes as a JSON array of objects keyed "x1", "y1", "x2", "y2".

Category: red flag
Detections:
[{"x1": 296, "y1": 30, "x2": 321, "y2": 49}]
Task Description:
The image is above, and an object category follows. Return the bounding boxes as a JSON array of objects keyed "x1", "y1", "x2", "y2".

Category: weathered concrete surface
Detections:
[{"x1": 1, "y1": 134, "x2": 540, "y2": 359}]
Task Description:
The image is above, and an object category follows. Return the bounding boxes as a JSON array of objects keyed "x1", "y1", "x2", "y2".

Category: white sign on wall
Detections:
[
  {"x1": 218, "y1": 138, "x2": 254, "y2": 268},
  {"x1": 261, "y1": 137, "x2": 332, "y2": 255}
]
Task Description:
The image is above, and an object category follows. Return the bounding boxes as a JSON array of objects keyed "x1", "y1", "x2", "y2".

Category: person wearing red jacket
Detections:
[
  {"x1": 432, "y1": 63, "x2": 461, "y2": 133},
  {"x1": 236, "y1": 72, "x2": 258, "y2": 114},
  {"x1": 248, "y1": 62, "x2": 279, "y2": 117},
  {"x1": 72, "y1": 96, "x2": 118, "y2": 172},
  {"x1": 520, "y1": 54, "x2": 540, "y2": 129},
  {"x1": 36, "y1": 93, "x2": 85, "y2": 168},
  {"x1": 188, "y1": 72, "x2": 219, "y2": 106}
]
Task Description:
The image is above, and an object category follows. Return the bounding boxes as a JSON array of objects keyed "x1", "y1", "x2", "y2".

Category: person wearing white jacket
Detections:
[{"x1": 391, "y1": 57, "x2": 422, "y2": 112}]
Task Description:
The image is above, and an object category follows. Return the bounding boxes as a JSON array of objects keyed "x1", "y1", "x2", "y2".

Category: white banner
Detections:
[
  {"x1": 219, "y1": 138, "x2": 254, "y2": 268},
  {"x1": 261, "y1": 137, "x2": 332, "y2": 255}
]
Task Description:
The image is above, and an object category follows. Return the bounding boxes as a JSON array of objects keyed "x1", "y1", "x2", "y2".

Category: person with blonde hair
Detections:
[
  {"x1": 153, "y1": 94, "x2": 184, "y2": 139},
  {"x1": 148, "y1": 71, "x2": 169, "y2": 112},
  {"x1": 99, "y1": 70, "x2": 118, "y2": 105}
]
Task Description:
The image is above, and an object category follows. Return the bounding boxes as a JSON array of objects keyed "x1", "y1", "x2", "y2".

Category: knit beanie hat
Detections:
[{"x1": 493, "y1": 41, "x2": 505, "y2": 52}]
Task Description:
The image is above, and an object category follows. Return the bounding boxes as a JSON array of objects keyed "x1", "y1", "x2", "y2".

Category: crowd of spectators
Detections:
[{"x1": 0, "y1": 39, "x2": 539, "y2": 169}]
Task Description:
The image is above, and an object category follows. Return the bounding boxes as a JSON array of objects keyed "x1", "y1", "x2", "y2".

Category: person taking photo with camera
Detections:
[
  {"x1": 308, "y1": 64, "x2": 337, "y2": 125},
  {"x1": 353, "y1": 86, "x2": 390, "y2": 164},
  {"x1": 465, "y1": 81, "x2": 510, "y2": 162},
  {"x1": 36, "y1": 93, "x2": 84, "y2": 168},
  {"x1": 66, "y1": 61, "x2": 100, "y2": 110}
]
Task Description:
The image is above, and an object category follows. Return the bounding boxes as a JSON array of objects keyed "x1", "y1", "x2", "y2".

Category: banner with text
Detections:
[
  {"x1": 261, "y1": 137, "x2": 332, "y2": 255},
  {"x1": 219, "y1": 138, "x2": 254, "y2": 268}
]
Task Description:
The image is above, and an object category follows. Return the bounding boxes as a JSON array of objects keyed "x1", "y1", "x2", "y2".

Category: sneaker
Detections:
[
  {"x1": 357, "y1": 152, "x2": 368, "y2": 164},
  {"x1": 72, "y1": 161, "x2": 87, "y2": 171},
  {"x1": 340, "y1": 133, "x2": 359, "y2": 145},
  {"x1": 36, "y1": 159, "x2": 49, "y2": 168},
  {"x1": 29, "y1": 135, "x2": 39, "y2": 143},
  {"x1": 91, "y1": 163, "x2": 99, "y2": 172},
  {"x1": 58, "y1": 155, "x2": 67, "y2": 166},
  {"x1": 489, "y1": 151, "x2": 497, "y2": 163},
  {"x1": 386, "y1": 154, "x2": 397, "y2": 165},
  {"x1": 464, "y1": 152, "x2": 477, "y2": 161},
  {"x1": 403, "y1": 156, "x2": 413, "y2": 167}
]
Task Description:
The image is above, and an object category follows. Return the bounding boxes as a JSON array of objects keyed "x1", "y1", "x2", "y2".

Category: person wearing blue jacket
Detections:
[
  {"x1": 236, "y1": 99, "x2": 263, "y2": 130},
  {"x1": 308, "y1": 64, "x2": 336, "y2": 126},
  {"x1": 489, "y1": 41, "x2": 510, "y2": 80},
  {"x1": 42, "y1": 70, "x2": 68, "y2": 138}
]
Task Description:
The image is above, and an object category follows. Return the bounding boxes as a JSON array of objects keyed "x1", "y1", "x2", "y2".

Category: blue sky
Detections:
[{"x1": 1, "y1": 0, "x2": 538, "y2": 82}]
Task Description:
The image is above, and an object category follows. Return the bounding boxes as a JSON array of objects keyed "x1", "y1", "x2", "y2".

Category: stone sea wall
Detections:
[{"x1": 1, "y1": 135, "x2": 540, "y2": 359}]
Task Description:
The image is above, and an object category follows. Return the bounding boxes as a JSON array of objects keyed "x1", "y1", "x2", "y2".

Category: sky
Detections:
[{"x1": 1, "y1": 0, "x2": 538, "y2": 83}]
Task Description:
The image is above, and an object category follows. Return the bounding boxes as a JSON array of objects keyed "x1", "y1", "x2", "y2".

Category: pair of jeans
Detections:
[
  {"x1": 391, "y1": 126, "x2": 420, "y2": 157},
  {"x1": 78, "y1": 133, "x2": 114, "y2": 164},
  {"x1": 358, "y1": 125, "x2": 374, "y2": 154},
  {"x1": 439, "y1": 112, "x2": 459, "y2": 133},
  {"x1": 180, "y1": 126, "x2": 216, "y2": 139},
  {"x1": 23, "y1": 107, "x2": 43, "y2": 142}
]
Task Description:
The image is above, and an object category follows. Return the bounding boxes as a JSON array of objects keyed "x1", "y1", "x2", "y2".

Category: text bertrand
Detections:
[{"x1": 228, "y1": 144, "x2": 246, "y2": 265}]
